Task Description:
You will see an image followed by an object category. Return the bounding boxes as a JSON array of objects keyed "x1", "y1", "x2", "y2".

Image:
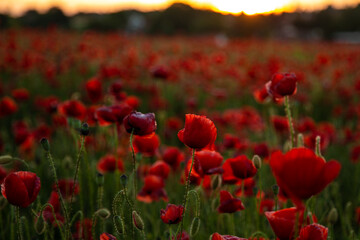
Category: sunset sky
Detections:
[{"x1": 1, "y1": 0, "x2": 360, "y2": 16}]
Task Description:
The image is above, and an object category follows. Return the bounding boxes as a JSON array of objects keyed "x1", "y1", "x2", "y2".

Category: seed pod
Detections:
[
  {"x1": 132, "y1": 211, "x2": 144, "y2": 230},
  {"x1": 113, "y1": 215, "x2": 125, "y2": 234},
  {"x1": 96, "y1": 208, "x2": 111, "y2": 219},
  {"x1": 40, "y1": 138, "x2": 50, "y2": 151},
  {"x1": 328, "y1": 208, "x2": 338, "y2": 224},
  {"x1": 190, "y1": 217, "x2": 200, "y2": 237},
  {"x1": 80, "y1": 122, "x2": 90, "y2": 136},
  {"x1": 252, "y1": 155, "x2": 262, "y2": 169},
  {"x1": 35, "y1": 215, "x2": 46, "y2": 235},
  {"x1": 0, "y1": 155, "x2": 13, "y2": 165}
]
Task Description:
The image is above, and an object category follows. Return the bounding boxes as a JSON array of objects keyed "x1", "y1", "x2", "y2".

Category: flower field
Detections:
[{"x1": 0, "y1": 28, "x2": 360, "y2": 240}]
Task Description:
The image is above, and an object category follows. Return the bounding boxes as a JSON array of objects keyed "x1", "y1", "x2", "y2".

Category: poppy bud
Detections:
[
  {"x1": 80, "y1": 122, "x2": 89, "y2": 136},
  {"x1": 328, "y1": 208, "x2": 338, "y2": 224},
  {"x1": 35, "y1": 214, "x2": 46, "y2": 234},
  {"x1": 40, "y1": 138, "x2": 50, "y2": 151},
  {"x1": 132, "y1": 211, "x2": 144, "y2": 230},
  {"x1": 120, "y1": 174, "x2": 127, "y2": 187},
  {"x1": 96, "y1": 208, "x2": 111, "y2": 219},
  {"x1": 0, "y1": 155, "x2": 13, "y2": 165},
  {"x1": 272, "y1": 185, "x2": 279, "y2": 196},
  {"x1": 252, "y1": 155, "x2": 262, "y2": 169},
  {"x1": 113, "y1": 215, "x2": 125, "y2": 234},
  {"x1": 96, "y1": 173, "x2": 104, "y2": 186},
  {"x1": 315, "y1": 135, "x2": 322, "y2": 156},
  {"x1": 297, "y1": 133, "x2": 304, "y2": 147},
  {"x1": 123, "y1": 112, "x2": 157, "y2": 136},
  {"x1": 190, "y1": 217, "x2": 200, "y2": 237}
]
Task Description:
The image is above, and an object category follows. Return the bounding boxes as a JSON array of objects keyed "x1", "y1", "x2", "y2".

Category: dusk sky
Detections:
[{"x1": 1, "y1": 0, "x2": 360, "y2": 16}]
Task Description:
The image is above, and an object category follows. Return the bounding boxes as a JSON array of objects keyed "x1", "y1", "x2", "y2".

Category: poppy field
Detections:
[{"x1": 0, "y1": 28, "x2": 360, "y2": 240}]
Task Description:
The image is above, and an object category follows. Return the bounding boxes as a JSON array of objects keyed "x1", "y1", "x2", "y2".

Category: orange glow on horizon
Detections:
[{"x1": 0, "y1": 0, "x2": 359, "y2": 16}]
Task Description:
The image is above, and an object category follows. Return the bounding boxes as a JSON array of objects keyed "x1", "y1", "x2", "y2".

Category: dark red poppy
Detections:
[
  {"x1": 125, "y1": 96, "x2": 140, "y2": 109},
  {"x1": 32, "y1": 123, "x2": 52, "y2": 141},
  {"x1": 0, "y1": 97, "x2": 18, "y2": 117},
  {"x1": 85, "y1": 77, "x2": 103, "y2": 103},
  {"x1": 0, "y1": 166, "x2": 7, "y2": 185},
  {"x1": 133, "y1": 133, "x2": 160, "y2": 157},
  {"x1": 123, "y1": 111, "x2": 157, "y2": 136},
  {"x1": 266, "y1": 73, "x2": 297, "y2": 99},
  {"x1": 211, "y1": 233, "x2": 246, "y2": 240},
  {"x1": 265, "y1": 207, "x2": 315, "y2": 240},
  {"x1": 222, "y1": 155, "x2": 257, "y2": 184},
  {"x1": 73, "y1": 218, "x2": 93, "y2": 240},
  {"x1": 162, "y1": 147, "x2": 184, "y2": 170},
  {"x1": 13, "y1": 121, "x2": 31, "y2": 145},
  {"x1": 151, "y1": 65, "x2": 170, "y2": 79},
  {"x1": 42, "y1": 191, "x2": 64, "y2": 227},
  {"x1": 178, "y1": 114, "x2": 217, "y2": 150},
  {"x1": 58, "y1": 100, "x2": 87, "y2": 120},
  {"x1": 1, "y1": 171, "x2": 41, "y2": 208},
  {"x1": 53, "y1": 179, "x2": 79, "y2": 199},
  {"x1": 223, "y1": 134, "x2": 240, "y2": 150},
  {"x1": 137, "y1": 175, "x2": 168, "y2": 203},
  {"x1": 297, "y1": 223, "x2": 328, "y2": 240},
  {"x1": 270, "y1": 147, "x2": 341, "y2": 206},
  {"x1": 97, "y1": 155, "x2": 124, "y2": 174},
  {"x1": 100, "y1": 233, "x2": 117, "y2": 240},
  {"x1": 160, "y1": 204, "x2": 184, "y2": 224},
  {"x1": 271, "y1": 116, "x2": 289, "y2": 134},
  {"x1": 12, "y1": 88, "x2": 30, "y2": 101},
  {"x1": 172, "y1": 231, "x2": 190, "y2": 240},
  {"x1": 253, "y1": 143, "x2": 269, "y2": 159},
  {"x1": 148, "y1": 161, "x2": 170, "y2": 179},
  {"x1": 217, "y1": 190, "x2": 245, "y2": 213},
  {"x1": 259, "y1": 199, "x2": 275, "y2": 214},
  {"x1": 194, "y1": 150, "x2": 223, "y2": 176},
  {"x1": 35, "y1": 96, "x2": 59, "y2": 113},
  {"x1": 234, "y1": 178, "x2": 256, "y2": 197}
]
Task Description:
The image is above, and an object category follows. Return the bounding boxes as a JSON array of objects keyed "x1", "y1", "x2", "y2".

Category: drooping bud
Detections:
[
  {"x1": 96, "y1": 208, "x2": 111, "y2": 219},
  {"x1": 35, "y1": 214, "x2": 46, "y2": 234},
  {"x1": 272, "y1": 184, "x2": 279, "y2": 196},
  {"x1": 40, "y1": 138, "x2": 50, "y2": 151},
  {"x1": 120, "y1": 174, "x2": 128, "y2": 187},
  {"x1": 80, "y1": 122, "x2": 90, "y2": 136},
  {"x1": 252, "y1": 155, "x2": 262, "y2": 169},
  {"x1": 328, "y1": 208, "x2": 338, "y2": 224},
  {"x1": 113, "y1": 215, "x2": 125, "y2": 234},
  {"x1": 190, "y1": 217, "x2": 201, "y2": 237},
  {"x1": 132, "y1": 211, "x2": 144, "y2": 230},
  {"x1": 0, "y1": 155, "x2": 13, "y2": 165}
]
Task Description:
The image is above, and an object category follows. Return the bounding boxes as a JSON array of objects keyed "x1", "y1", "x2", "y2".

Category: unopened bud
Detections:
[
  {"x1": 96, "y1": 173, "x2": 104, "y2": 186},
  {"x1": 113, "y1": 215, "x2": 125, "y2": 234},
  {"x1": 272, "y1": 185, "x2": 279, "y2": 196},
  {"x1": 132, "y1": 211, "x2": 144, "y2": 230},
  {"x1": 80, "y1": 122, "x2": 89, "y2": 136},
  {"x1": 0, "y1": 155, "x2": 13, "y2": 165},
  {"x1": 96, "y1": 208, "x2": 111, "y2": 219},
  {"x1": 190, "y1": 217, "x2": 201, "y2": 237},
  {"x1": 252, "y1": 155, "x2": 262, "y2": 169},
  {"x1": 35, "y1": 215, "x2": 46, "y2": 234},
  {"x1": 40, "y1": 138, "x2": 50, "y2": 151},
  {"x1": 315, "y1": 135, "x2": 321, "y2": 156},
  {"x1": 328, "y1": 208, "x2": 338, "y2": 224},
  {"x1": 120, "y1": 174, "x2": 128, "y2": 187}
]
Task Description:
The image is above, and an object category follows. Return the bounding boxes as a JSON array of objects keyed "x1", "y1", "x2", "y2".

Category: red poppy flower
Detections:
[
  {"x1": 160, "y1": 204, "x2": 184, "y2": 224},
  {"x1": 217, "y1": 190, "x2": 245, "y2": 213},
  {"x1": 133, "y1": 133, "x2": 160, "y2": 157},
  {"x1": 85, "y1": 77, "x2": 103, "y2": 103},
  {"x1": 266, "y1": 73, "x2": 297, "y2": 99},
  {"x1": 148, "y1": 161, "x2": 170, "y2": 179},
  {"x1": 259, "y1": 199, "x2": 275, "y2": 214},
  {"x1": 100, "y1": 233, "x2": 117, "y2": 240},
  {"x1": 53, "y1": 179, "x2": 80, "y2": 199},
  {"x1": 265, "y1": 207, "x2": 315, "y2": 240},
  {"x1": 234, "y1": 178, "x2": 256, "y2": 197},
  {"x1": 211, "y1": 233, "x2": 246, "y2": 240},
  {"x1": 172, "y1": 231, "x2": 190, "y2": 240},
  {"x1": 253, "y1": 86, "x2": 269, "y2": 103},
  {"x1": 96, "y1": 104, "x2": 133, "y2": 126},
  {"x1": 123, "y1": 111, "x2": 157, "y2": 136},
  {"x1": 194, "y1": 150, "x2": 224, "y2": 176},
  {"x1": 12, "y1": 88, "x2": 30, "y2": 101},
  {"x1": 137, "y1": 175, "x2": 168, "y2": 203},
  {"x1": 125, "y1": 96, "x2": 140, "y2": 109},
  {"x1": 58, "y1": 100, "x2": 87, "y2": 120},
  {"x1": 222, "y1": 155, "x2": 257, "y2": 184},
  {"x1": 42, "y1": 191, "x2": 64, "y2": 227},
  {"x1": 183, "y1": 158, "x2": 202, "y2": 186},
  {"x1": 271, "y1": 116, "x2": 289, "y2": 134},
  {"x1": 253, "y1": 143, "x2": 269, "y2": 159},
  {"x1": 162, "y1": 147, "x2": 184, "y2": 170},
  {"x1": 73, "y1": 219, "x2": 93, "y2": 240},
  {"x1": 0, "y1": 97, "x2": 18, "y2": 117},
  {"x1": 97, "y1": 155, "x2": 124, "y2": 174},
  {"x1": 297, "y1": 223, "x2": 328, "y2": 240},
  {"x1": 270, "y1": 147, "x2": 341, "y2": 206},
  {"x1": 178, "y1": 114, "x2": 217, "y2": 150},
  {"x1": 151, "y1": 65, "x2": 170, "y2": 79},
  {"x1": 1, "y1": 171, "x2": 41, "y2": 208},
  {"x1": 0, "y1": 166, "x2": 7, "y2": 185},
  {"x1": 35, "y1": 96, "x2": 59, "y2": 114}
]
